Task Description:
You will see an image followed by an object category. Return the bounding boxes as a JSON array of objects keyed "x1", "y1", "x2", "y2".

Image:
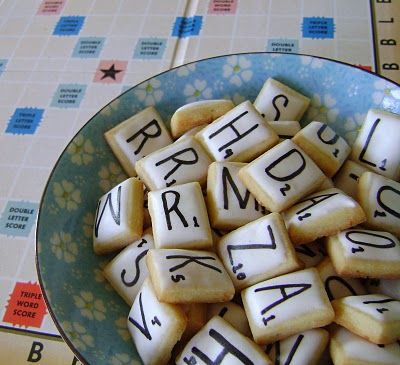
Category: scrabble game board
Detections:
[{"x1": 0, "y1": 0, "x2": 398, "y2": 363}]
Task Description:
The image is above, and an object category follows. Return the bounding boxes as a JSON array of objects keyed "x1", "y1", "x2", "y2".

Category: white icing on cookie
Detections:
[
  {"x1": 105, "y1": 106, "x2": 172, "y2": 176},
  {"x1": 351, "y1": 108, "x2": 400, "y2": 180},
  {"x1": 196, "y1": 100, "x2": 279, "y2": 162}
]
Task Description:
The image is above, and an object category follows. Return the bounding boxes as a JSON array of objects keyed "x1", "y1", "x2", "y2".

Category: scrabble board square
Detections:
[
  {"x1": 195, "y1": 100, "x2": 279, "y2": 162},
  {"x1": 241, "y1": 268, "x2": 334, "y2": 344},
  {"x1": 253, "y1": 78, "x2": 310, "y2": 122},
  {"x1": 148, "y1": 182, "x2": 213, "y2": 250},
  {"x1": 104, "y1": 106, "x2": 173, "y2": 177},
  {"x1": 93, "y1": 177, "x2": 143, "y2": 254},
  {"x1": 238, "y1": 139, "x2": 325, "y2": 212},
  {"x1": 146, "y1": 248, "x2": 235, "y2": 304},
  {"x1": 217, "y1": 212, "x2": 302, "y2": 291}
]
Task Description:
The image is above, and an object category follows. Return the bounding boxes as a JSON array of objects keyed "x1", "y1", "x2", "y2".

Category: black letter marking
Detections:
[
  {"x1": 222, "y1": 166, "x2": 251, "y2": 209},
  {"x1": 363, "y1": 298, "x2": 396, "y2": 314},
  {"x1": 295, "y1": 192, "x2": 338, "y2": 221},
  {"x1": 255, "y1": 283, "x2": 312, "y2": 325},
  {"x1": 272, "y1": 94, "x2": 289, "y2": 121},
  {"x1": 94, "y1": 186, "x2": 121, "y2": 237},
  {"x1": 155, "y1": 147, "x2": 198, "y2": 186},
  {"x1": 376, "y1": 185, "x2": 400, "y2": 219},
  {"x1": 265, "y1": 148, "x2": 306, "y2": 181},
  {"x1": 190, "y1": 328, "x2": 254, "y2": 365},
  {"x1": 227, "y1": 225, "x2": 276, "y2": 280},
  {"x1": 128, "y1": 292, "x2": 152, "y2": 340},
  {"x1": 121, "y1": 249, "x2": 149, "y2": 287},
  {"x1": 345, "y1": 230, "x2": 396, "y2": 254},
  {"x1": 126, "y1": 119, "x2": 162, "y2": 155},
  {"x1": 208, "y1": 110, "x2": 259, "y2": 159},
  {"x1": 324, "y1": 276, "x2": 358, "y2": 301},
  {"x1": 161, "y1": 190, "x2": 188, "y2": 230},
  {"x1": 272, "y1": 334, "x2": 304, "y2": 365},
  {"x1": 167, "y1": 254, "x2": 222, "y2": 274}
]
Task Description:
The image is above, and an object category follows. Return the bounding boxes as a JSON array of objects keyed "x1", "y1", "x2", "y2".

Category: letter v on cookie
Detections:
[
  {"x1": 127, "y1": 278, "x2": 187, "y2": 365},
  {"x1": 332, "y1": 294, "x2": 400, "y2": 345},
  {"x1": 146, "y1": 248, "x2": 235, "y2": 304},
  {"x1": 239, "y1": 139, "x2": 325, "y2": 212}
]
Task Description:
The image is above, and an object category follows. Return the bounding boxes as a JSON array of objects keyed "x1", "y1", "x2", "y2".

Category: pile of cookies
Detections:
[{"x1": 94, "y1": 77, "x2": 400, "y2": 365}]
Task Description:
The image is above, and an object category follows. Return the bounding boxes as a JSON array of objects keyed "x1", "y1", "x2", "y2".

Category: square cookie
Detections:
[
  {"x1": 332, "y1": 294, "x2": 400, "y2": 345},
  {"x1": 127, "y1": 278, "x2": 187, "y2": 365},
  {"x1": 333, "y1": 159, "x2": 370, "y2": 199},
  {"x1": 330, "y1": 326, "x2": 400, "y2": 365},
  {"x1": 350, "y1": 108, "x2": 400, "y2": 180},
  {"x1": 241, "y1": 268, "x2": 334, "y2": 344},
  {"x1": 93, "y1": 177, "x2": 143, "y2": 255},
  {"x1": 171, "y1": 99, "x2": 234, "y2": 138},
  {"x1": 103, "y1": 229, "x2": 154, "y2": 306},
  {"x1": 176, "y1": 316, "x2": 272, "y2": 365},
  {"x1": 282, "y1": 187, "x2": 366, "y2": 246},
  {"x1": 316, "y1": 257, "x2": 367, "y2": 301},
  {"x1": 238, "y1": 139, "x2": 326, "y2": 212},
  {"x1": 266, "y1": 328, "x2": 329, "y2": 365},
  {"x1": 135, "y1": 135, "x2": 213, "y2": 190},
  {"x1": 326, "y1": 228, "x2": 400, "y2": 279},
  {"x1": 146, "y1": 248, "x2": 235, "y2": 304},
  {"x1": 104, "y1": 106, "x2": 173, "y2": 176},
  {"x1": 195, "y1": 100, "x2": 279, "y2": 162},
  {"x1": 358, "y1": 171, "x2": 400, "y2": 237},
  {"x1": 254, "y1": 78, "x2": 310, "y2": 121},
  {"x1": 292, "y1": 121, "x2": 351, "y2": 177},
  {"x1": 148, "y1": 182, "x2": 213, "y2": 250},
  {"x1": 206, "y1": 161, "x2": 267, "y2": 230},
  {"x1": 216, "y1": 212, "x2": 302, "y2": 291}
]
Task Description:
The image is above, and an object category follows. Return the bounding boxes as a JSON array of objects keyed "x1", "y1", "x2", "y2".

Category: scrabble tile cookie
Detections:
[
  {"x1": 148, "y1": 182, "x2": 213, "y2": 250},
  {"x1": 206, "y1": 161, "x2": 267, "y2": 230},
  {"x1": 266, "y1": 328, "x2": 329, "y2": 365},
  {"x1": 295, "y1": 240, "x2": 326, "y2": 268},
  {"x1": 292, "y1": 121, "x2": 351, "y2": 177},
  {"x1": 207, "y1": 301, "x2": 252, "y2": 337},
  {"x1": 241, "y1": 268, "x2": 334, "y2": 344},
  {"x1": 195, "y1": 100, "x2": 279, "y2": 162},
  {"x1": 176, "y1": 316, "x2": 273, "y2": 365},
  {"x1": 254, "y1": 78, "x2": 310, "y2": 121},
  {"x1": 283, "y1": 188, "x2": 366, "y2": 246},
  {"x1": 350, "y1": 108, "x2": 400, "y2": 180},
  {"x1": 103, "y1": 229, "x2": 154, "y2": 306},
  {"x1": 135, "y1": 135, "x2": 213, "y2": 190},
  {"x1": 105, "y1": 106, "x2": 173, "y2": 176},
  {"x1": 326, "y1": 228, "x2": 400, "y2": 279},
  {"x1": 316, "y1": 257, "x2": 367, "y2": 301},
  {"x1": 332, "y1": 294, "x2": 400, "y2": 345},
  {"x1": 330, "y1": 325, "x2": 400, "y2": 365},
  {"x1": 171, "y1": 99, "x2": 235, "y2": 138},
  {"x1": 367, "y1": 278, "x2": 400, "y2": 300},
  {"x1": 217, "y1": 212, "x2": 302, "y2": 291},
  {"x1": 358, "y1": 171, "x2": 400, "y2": 237},
  {"x1": 127, "y1": 278, "x2": 187, "y2": 365},
  {"x1": 267, "y1": 120, "x2": 301, "y2": 140},
  {"x1": 238, "y1": 139, "x2": 326, "y2": 212},
  {"x1": 93, "y1": 177, "x2": 143, "y2": 255},
  {"x1": 333, "y1": 159, "x2": 370, "y2": 199},
  {"x1": 146, "y1": 248, "x2": 235, "y2": 304}
]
